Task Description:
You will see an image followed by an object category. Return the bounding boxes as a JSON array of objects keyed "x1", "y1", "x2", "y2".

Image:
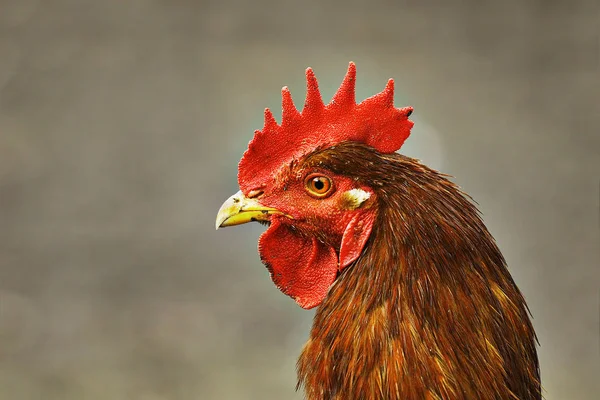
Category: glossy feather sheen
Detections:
[{"x1": 296, "y1": 143, "x2": 540, "y2": 400}]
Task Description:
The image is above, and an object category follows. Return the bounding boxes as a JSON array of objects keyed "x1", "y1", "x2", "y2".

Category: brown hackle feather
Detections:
[{"x1": 296, "y1": 142, "x2": 540, "y2": 400}]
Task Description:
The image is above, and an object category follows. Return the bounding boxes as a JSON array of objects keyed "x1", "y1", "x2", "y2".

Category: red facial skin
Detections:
[{"x1": 255, "y1": 166, "x2": 376, "y2": 309}]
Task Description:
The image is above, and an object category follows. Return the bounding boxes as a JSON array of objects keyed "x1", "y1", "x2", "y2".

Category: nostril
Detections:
[{"x1": 247, "y1": 189, "x2": 264, "y2": 198}]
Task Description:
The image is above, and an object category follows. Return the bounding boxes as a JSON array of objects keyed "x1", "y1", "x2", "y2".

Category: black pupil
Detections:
[{"x1": 313, "y1": 178, "x2": 325, "y2": 191}]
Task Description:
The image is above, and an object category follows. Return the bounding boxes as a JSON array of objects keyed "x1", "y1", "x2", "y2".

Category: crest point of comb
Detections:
[
  {"x1": 330, "y1": 62, "x2": 357, "y2": 108},
  {"x1": 303, "y1": 67, "x2": 324, "y2": 115},
  {"x1": 281, "y1": 86, "x2": 300, "y2": 125}
]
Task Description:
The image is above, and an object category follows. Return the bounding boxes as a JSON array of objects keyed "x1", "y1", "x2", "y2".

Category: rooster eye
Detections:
[{"x1": 304, "y1": 174, "x2": 333, "y2": 198}]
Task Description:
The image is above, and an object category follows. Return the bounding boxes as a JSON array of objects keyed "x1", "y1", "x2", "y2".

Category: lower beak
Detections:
[{"x1": 215, "y1": 190, "x2": 286, "y2": 229}]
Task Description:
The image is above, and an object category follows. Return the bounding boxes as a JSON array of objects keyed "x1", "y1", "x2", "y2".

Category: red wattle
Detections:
[{"x1": 258, "y1": 219, "x2": 338, "y2": 309}]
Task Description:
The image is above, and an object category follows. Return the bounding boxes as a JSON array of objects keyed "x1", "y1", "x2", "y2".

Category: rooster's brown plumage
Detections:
[{"x1": 296, "y1": 143, "x2": 539, "y2": 399}]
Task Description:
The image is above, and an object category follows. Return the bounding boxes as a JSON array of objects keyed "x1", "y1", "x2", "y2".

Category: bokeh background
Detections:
[{"x1": 1, "y1": 0, "x2": 598, "y2": 399}]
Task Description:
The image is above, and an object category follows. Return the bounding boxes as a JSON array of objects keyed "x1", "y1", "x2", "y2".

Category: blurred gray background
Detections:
[{"x1": 0, "y1": 0, "x2": 598, "y2": 399}]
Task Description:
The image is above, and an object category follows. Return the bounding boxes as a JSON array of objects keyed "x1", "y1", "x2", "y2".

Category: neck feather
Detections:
[{"x1": 297, "y1": 148, "x2": 540, "y2": 400}]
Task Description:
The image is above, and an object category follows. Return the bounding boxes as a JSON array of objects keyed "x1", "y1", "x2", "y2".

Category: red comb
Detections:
[{"x1": 238, "y1": 62, "x2": 414, "y2": 193}]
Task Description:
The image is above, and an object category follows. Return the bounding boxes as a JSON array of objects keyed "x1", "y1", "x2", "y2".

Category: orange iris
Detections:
[{"x1": 305, "y1": 174, "x2": 333, "y2": 198}]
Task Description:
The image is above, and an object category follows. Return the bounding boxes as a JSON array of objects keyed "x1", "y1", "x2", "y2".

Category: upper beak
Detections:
[{"x1": 215, "y1": 190, "x2": 287, "y2": 230}]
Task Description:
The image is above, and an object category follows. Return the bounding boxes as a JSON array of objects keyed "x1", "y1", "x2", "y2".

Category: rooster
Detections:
[{"x1": 216, "y1": 63, "x2": 540, "y2": 400}]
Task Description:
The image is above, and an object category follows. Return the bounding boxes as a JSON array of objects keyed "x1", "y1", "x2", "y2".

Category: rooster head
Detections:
[{"x1": 216, "y1": 63, "x2": 414, "y2": 309}]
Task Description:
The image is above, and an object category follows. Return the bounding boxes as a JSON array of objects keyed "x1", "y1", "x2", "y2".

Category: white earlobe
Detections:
[{"x1": 340, "y1": 188, "x2": 371, "y2": 210}]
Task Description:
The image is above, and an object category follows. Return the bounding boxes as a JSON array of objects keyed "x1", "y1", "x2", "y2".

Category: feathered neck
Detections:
[{"x1": 297, "y1": 144, "x2": 540, "y2": 400}]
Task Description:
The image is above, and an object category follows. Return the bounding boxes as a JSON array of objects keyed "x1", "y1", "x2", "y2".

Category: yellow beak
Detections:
[{"x1": 215, "y1": 190, "x2": 286, "y2": 229}]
